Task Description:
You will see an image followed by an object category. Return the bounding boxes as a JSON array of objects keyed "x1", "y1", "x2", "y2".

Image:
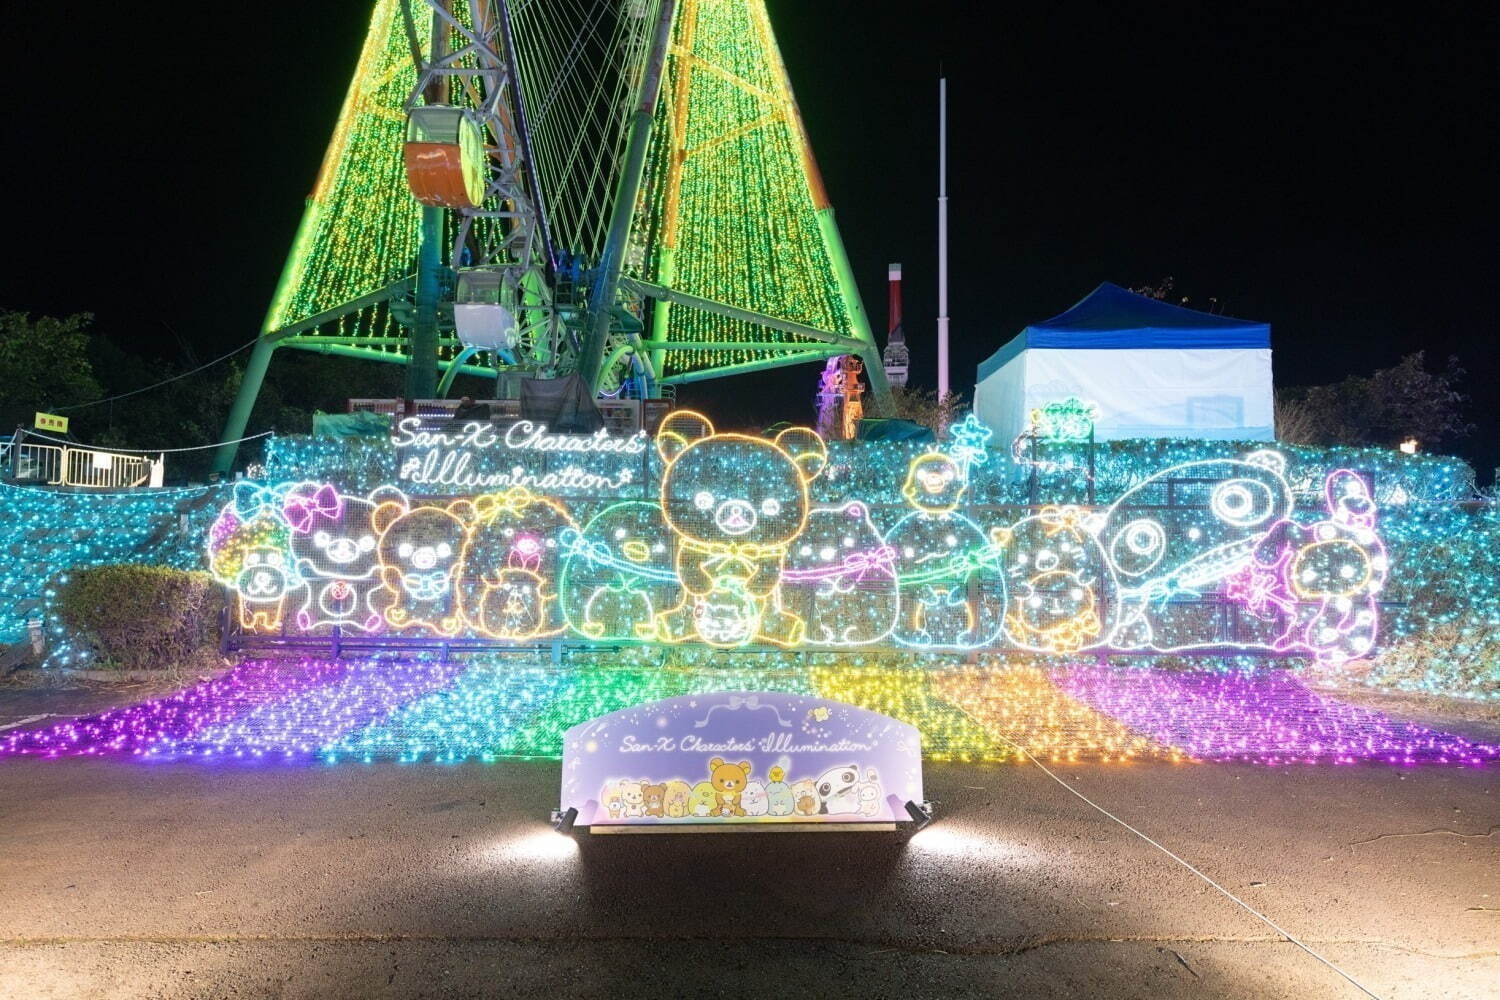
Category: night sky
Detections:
[{"x1": 4, "y1": 2, "x2": 1495, "y2": 478}]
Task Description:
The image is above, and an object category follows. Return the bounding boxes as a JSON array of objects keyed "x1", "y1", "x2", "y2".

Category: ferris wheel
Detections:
[{"x1": 214, "y1": 0, "x2": 891, "y2": 471}]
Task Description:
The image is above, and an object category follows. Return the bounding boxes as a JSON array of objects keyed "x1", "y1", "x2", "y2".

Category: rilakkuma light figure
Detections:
[
  {"x1": 651, "y1": 411, "x2": 827, "y2": 647},
  {"x1": 370, "y1": 498, "x2": 476, "y2": 636}
]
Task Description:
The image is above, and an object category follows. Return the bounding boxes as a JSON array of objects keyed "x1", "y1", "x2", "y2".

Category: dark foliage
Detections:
[{"x1": 53, "y1": 565, "x2": 223, "y2": 670}]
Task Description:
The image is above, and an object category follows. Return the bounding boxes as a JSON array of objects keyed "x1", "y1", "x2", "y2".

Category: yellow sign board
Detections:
[{"x1": 34, "y1": 412, "x2": 68, "y2": 434}]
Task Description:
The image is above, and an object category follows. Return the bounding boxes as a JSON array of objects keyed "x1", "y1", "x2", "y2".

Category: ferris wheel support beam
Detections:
[
  {"x1": 753, "y1": 5, "x2": 892, "y2": 418},
  {"x1": 580, "y1": 0, "x2": 676, "y2": 397},
  {"x1": 816, "y1": 204, "x2": 894, "y2": 415},
  {"x1": 624, "y1": 279, "x2": 867, "y2": 353}
]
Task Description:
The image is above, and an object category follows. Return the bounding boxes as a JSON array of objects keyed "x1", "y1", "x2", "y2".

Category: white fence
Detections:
[{"x1": 5, "y1": 433, "x2": 163, "y2": 489}]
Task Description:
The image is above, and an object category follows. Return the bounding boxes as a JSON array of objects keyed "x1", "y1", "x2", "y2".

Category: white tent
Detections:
[{"x1": 975, "y1": 283, "x2": 1274, "y2": 449}]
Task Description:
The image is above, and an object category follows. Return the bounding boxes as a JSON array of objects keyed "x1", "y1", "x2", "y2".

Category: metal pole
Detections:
[
  {"x1": 212, "y1": 192, "x2": 326, "y2": 475},
  {"x1": 405, "y1": 5, "x2": 449, "y2": 401},
  {"x1": 937, "y1": 77, "x2": 950, "y2": 402}
]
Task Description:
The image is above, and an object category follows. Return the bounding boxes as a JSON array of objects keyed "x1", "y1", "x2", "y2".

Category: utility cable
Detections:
[
  {"x1": 20, "y1": 428, "x2": 273, "y2": 455},
  {"x1": 991, "y1": 731, "x2": 1383, "y2": 999},
  {"x1": 55, "y1": 338, "x2": 258, "y2": 412}
]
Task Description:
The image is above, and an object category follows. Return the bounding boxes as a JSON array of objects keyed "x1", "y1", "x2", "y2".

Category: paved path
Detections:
[{"x1": 0, "y1": 698, "x2": 1496, "y2": 999}]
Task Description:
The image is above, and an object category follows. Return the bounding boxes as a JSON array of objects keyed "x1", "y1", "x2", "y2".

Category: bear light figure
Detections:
[{"x1": 652, "y1": 411, "x2": 827, "y2": 647}]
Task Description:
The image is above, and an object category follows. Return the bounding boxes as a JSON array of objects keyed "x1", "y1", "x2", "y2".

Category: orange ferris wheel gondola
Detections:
[{"x1": 404, "y1": 105, "x2": 488, "y2": 210}]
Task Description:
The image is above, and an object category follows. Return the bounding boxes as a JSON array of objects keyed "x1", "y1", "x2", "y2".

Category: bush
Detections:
[{"x1": 53, "y1": 565, "x2": 223, "y2": 670}]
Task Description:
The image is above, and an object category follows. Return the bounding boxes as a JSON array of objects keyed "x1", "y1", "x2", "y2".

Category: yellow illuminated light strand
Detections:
[
  {"x1": 647, "y1": 1, "x2": 850, "y2": 374},
  {"x1": 931, "y1": 665, "x2": 1184, "y2": 764},
  {"x1": 269, "y1": 0, "x2": 428, "y2": 337},
  {"x1": 808, "y1": 663, "x2": 999, "y2": 762}
]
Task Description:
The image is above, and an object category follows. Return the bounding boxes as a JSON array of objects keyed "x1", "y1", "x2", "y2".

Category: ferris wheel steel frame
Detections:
[{"x1": 213, "y1": 0, "x2": 891, "y2": 475}]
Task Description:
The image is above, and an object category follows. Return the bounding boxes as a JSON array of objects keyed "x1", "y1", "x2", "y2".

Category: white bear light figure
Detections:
[{"x1": 282, "y1": 482, "x2": 407, "y2": 634}]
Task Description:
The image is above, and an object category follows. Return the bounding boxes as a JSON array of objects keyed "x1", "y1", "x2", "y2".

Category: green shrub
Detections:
[{"x1": 53, "y1": 565, "x2": 223, "y2": 670}]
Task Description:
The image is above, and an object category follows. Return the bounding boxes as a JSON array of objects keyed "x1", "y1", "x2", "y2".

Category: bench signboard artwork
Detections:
[{"x1": 559, "y1": 692, "x2": 924, "y2": 831}]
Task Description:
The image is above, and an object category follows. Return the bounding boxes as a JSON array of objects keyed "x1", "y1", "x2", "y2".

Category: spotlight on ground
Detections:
[
  {"x1": 495, "y1": 828, "x2": 579, "y2": 865},
  {"x1": 904, "y1": 799, "x2": 934, "y2": 831},
  {"x1": 550, "y1": 807, "x2": 578, "y2": 835}
]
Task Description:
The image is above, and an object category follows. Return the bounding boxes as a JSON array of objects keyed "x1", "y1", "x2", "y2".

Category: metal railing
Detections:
[
  {"x1": 4, "y1": 430, "x2": 163, "y2": 490},
  {"x1": 7, "y1": 441, "x2": 65, "y2": 485},
  {"x1": 61, "y1": 448, "x2": 159, "y2": 489}
]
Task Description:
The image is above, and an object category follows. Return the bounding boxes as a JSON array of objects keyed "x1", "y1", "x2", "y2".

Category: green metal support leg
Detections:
[
  {"x1": 212, "y1": 335, "x2": 278, "y2": 475},
  {"x1": 581, "y1": 1, "x2": 675, "y2": 394}
]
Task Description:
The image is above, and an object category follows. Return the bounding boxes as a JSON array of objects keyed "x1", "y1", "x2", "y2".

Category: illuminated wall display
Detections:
[
  {"x1": 558, "y1": 691, "x2": 924, "y2": 829},
  {"x1": 209, "y1": 413, "x2": 1389, "y2": 659}
]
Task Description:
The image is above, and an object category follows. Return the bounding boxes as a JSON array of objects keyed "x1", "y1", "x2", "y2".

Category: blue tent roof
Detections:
[{"x1": 978, "y1": 283, "x2": 1270, "y2": 381}]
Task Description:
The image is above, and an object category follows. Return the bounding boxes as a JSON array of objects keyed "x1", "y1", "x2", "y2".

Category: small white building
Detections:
[{"x1": 974, "y1": 282, "x2": 1274, "y2": 448}]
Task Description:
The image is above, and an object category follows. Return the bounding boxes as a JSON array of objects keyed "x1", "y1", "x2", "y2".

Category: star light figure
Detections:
[{"x1": 947, "y1": 414, "x2": 993, "y2": 477}]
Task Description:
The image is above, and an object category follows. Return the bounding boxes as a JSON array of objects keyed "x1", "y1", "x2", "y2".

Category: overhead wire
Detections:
[
  {"x1": 21, "y1": 428, "x2": 274, "y2": 455},
  {"x1": 55, "y1": 337, "x2": 260, "y2": 412}
]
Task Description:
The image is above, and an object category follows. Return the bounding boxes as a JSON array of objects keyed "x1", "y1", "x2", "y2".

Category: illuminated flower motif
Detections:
[
  {"x1": 1029, "y1": 398, "x2": 1097, "y2": 443},
  {"x1": 811, "y1": 707, "x2": 830, "y2": 722}
]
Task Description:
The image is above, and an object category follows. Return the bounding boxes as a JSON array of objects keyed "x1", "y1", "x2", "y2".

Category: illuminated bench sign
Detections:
[
  {"x1": 391, "y1": 419, "x2": 649, "y2": 493},
  {"x1": 559, "y1": 692, "x2": 924, "y2": 832}
]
